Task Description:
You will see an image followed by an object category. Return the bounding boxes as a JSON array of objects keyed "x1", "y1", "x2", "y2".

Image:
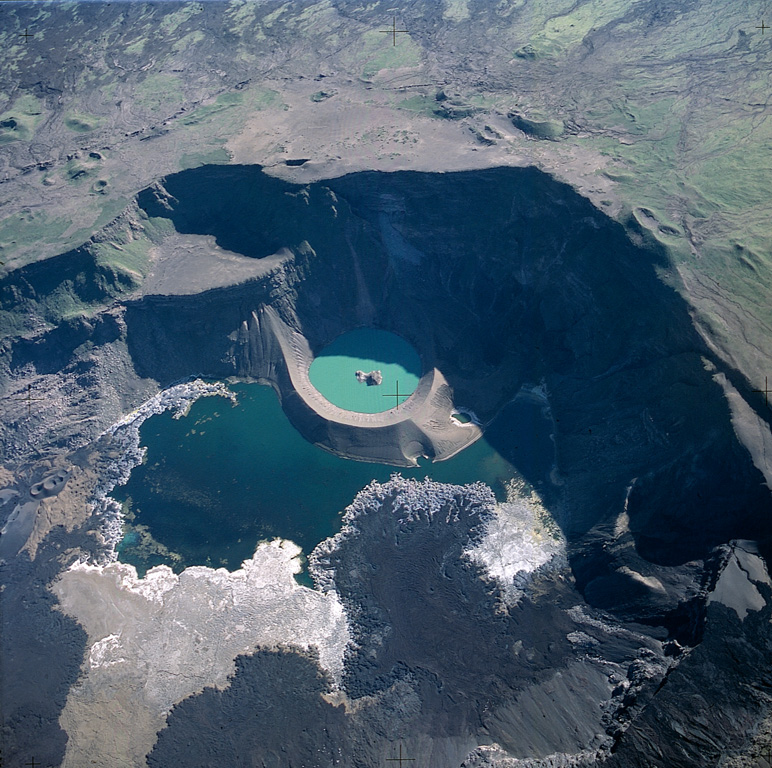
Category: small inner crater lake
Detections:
[
  {"x1": 308, "y1": 329, "x2": 421, "y2": 413},
  {"x1": 113, "y1": 383, "x2": 556, "y2": 579}
]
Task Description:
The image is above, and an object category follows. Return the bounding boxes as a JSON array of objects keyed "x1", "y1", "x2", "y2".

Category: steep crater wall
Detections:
[
  {"x1": 128, "y1": 166, "x2": 770, "y2": 574},
  {"x1": 3, "y1": 164, "x2": 769, "y2": 622}
]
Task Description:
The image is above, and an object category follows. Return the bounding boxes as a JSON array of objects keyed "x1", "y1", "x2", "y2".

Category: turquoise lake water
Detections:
[
  {"x1": 308, "y1": 328, "x2": 422, "y2": 413},
  {"x1": 113, "y1": 383, "x2": 555, "y2": 578}
]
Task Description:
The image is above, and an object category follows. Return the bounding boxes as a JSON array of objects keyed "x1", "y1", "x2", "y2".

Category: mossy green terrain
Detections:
[
  {"x1": 0, "y1": 206, "x2": 170, "y2": 339},
  {"x1": 63, "y1": 110, "x2": 104, "y2": 133},
  {"x1": 0, "y1": 93, "x2": 44, "y2": 144},
  {"x1": 0, "y1": 208, "x2": 72, "y2": 255},
  {"x1": 179, "y1": 147, "x2": 232, "y2": 171},
  {"x1": 135, "y1": 74, "x2": 185, "y2": 113},
  {"x1": 357, "y1": 31, "x2": 422, "y2": 79}
]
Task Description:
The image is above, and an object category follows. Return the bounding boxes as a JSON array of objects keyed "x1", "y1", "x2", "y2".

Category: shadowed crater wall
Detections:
[
  {"x1": 1, "y1": 164, "x2": 768, "y2": 621},
  {"x1": 146, "y1": 479, "x2": 667, "y2": 768},
  {"x1": 127, "y1": 165, "x2": 770, "y2": 614}
]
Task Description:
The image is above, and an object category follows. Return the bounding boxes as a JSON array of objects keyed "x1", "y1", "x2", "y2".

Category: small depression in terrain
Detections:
[
  {"x1": 308, "y1": 328, "x2": 421, "y2": 413},
  {"x1": 112, "y1": 382, "x2": 555, "y2": 578}
]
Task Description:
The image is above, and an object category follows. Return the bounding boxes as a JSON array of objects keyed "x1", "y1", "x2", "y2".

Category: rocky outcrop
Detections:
[
  {"x1": 509, "y1": 111, "x2": 565, "y2": 140},
  {"x1": 4, "y1": 161, "x2": 768, "y2": 594},
  {"x1": 355, "y1": 369, "x2": 382, "y2": 385}
]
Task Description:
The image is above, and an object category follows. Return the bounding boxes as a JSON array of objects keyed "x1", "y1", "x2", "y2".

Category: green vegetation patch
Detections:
[
  {"x1": 694, "y1": 144, "x2": 772, "y2": 210},
  {"x1": 92, "y1": 238, "x2": 151, "y2": 283},
  {"x1": 0, "y1": 248, "x2": 141, "y2": 332},
  {"x1": 224, "y1": 1, "x2": 260, "y2": 36},
  {"x1": 135, "y1": 73, "x2": 184, "y2": 113},
  {"x1": 262, "y1": 4, "x2": 289, "y2": 27},
  {"x1": 64, "y1": 111, "x2": 104, "y2": 133},
  {"x1": 179, "y1": 90, "x2": 246, "y2": 128},
  {"x1": 514, "y1": 44, "x2": 537, "y2": 59},
  {"x1": 524, "y1": 0, "x2": 627, "y2": 58},
  {"x1": 0, "y1": 115, "x2": 32, "y2": 144},
  {"x1": 159, "y1": 3, "x2": 204, "y2": 35},
  {"x1": 295, "y1": 1, "x2": 338, "y2": 35},
  {"x1": 0, "y1": 93, "x2": 45, "y2": 144},
  {"x1": 88, "y1": 211, "x2": 174, "y2": 283},
  {"x1": 602, "y1": 169, "x2": 636, "y2": 183},
  {"x1": 620, "y1": 95, "x2": 685, "y2": 140},
  {"x1": 53, "y1": 198, "x2": 131, "y2": 265},
  {"x1": 0, "y1": 206, "x2": 170, "y2": 335},
  {"x1": 244, "y1": 87, "x2": 282, "y2": 110},
  {"x1": 396, "y1": 93, "x2": 437, "y2": 118},
  {"x1": 0, "y1": 208, "x2": 72, "y2": 252},
  {"x1": 511, "y1": 112, "x2": 564, "y2": 140},
  {"x1": 172, "y1": 30, "x2": 205, "y2": 52},
  {"x1": 357, "y1": 30, "x2": 422, "y2": 79},
  {"x1": 141, "y1": 215, "x2": 177, "y2": 244},
  {"x1": 64, "y1": 157, "x2": 101, "y2": 185},
  {"x1": 90, "y1": 198, "x2": 133, "y2": 234},
  {"x1": 631, "y1": 205, "x2": 683, "y2": 240},
  {"x1": 124, "y1": 37, "x2": 147, "y2": 55},
  {"x1": 467, "y1": 93, "x2": 506, "y2": 109},
  {"x1": 179, "y1": 147, "x2": 231, "y2": 171}
]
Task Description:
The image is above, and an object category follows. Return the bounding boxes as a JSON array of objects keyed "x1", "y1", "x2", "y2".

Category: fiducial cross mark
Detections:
[
  {"x1": 12, "y1": 384, "x2": 45, "y2": 416},
  {"x1": 19, "y1": 28, "x2": 34, "y2": 42},
  {"x1": 382, "y1": 380, "x2": 410, "y2": 409},
  {"x1": 752, "y1": 376, "x2": 771, "y2": 408},
  {"x1": 386, "y1": 744, "x2": 415, "y2": 766},
  {"x1": 757, "y1": 20, "x2": 768, "y2": 33},
  {"x1": 379, "y1": 17, "x2": 409, "y2": 46},
  {"x1": 24, "y1": 759, "x2": 40, "y2": 768}
]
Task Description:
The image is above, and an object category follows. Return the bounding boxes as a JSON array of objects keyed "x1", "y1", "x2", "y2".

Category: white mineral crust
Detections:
[
  {"x1": 466, "y1": 481, "x2": 566, "y2": 603},
  {"x1": 52, "y1": 538, "x2": 349, "y2": 768}
]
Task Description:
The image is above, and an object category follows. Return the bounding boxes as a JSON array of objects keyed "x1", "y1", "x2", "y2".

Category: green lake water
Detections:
[
  {"x1": 308, "y1": 328, "x2": 422, "y2": 413},
  {"x1": 113, "y1": 383, "x2": 555, "y2": 578}
]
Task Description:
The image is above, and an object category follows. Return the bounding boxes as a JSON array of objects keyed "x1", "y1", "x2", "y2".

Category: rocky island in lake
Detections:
[{"x1": 355, "y1": 369, "x2": 383, "y2": 386}]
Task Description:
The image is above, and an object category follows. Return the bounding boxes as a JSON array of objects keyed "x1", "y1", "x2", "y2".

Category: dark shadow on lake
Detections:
[{"x1": 113, "y1": 382, "x2": 555, "y2": 578}]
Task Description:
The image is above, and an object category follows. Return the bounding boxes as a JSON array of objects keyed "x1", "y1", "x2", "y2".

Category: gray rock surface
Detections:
[{"x1": 53, "y1": 538, "x2": 349, "y2": 768}]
